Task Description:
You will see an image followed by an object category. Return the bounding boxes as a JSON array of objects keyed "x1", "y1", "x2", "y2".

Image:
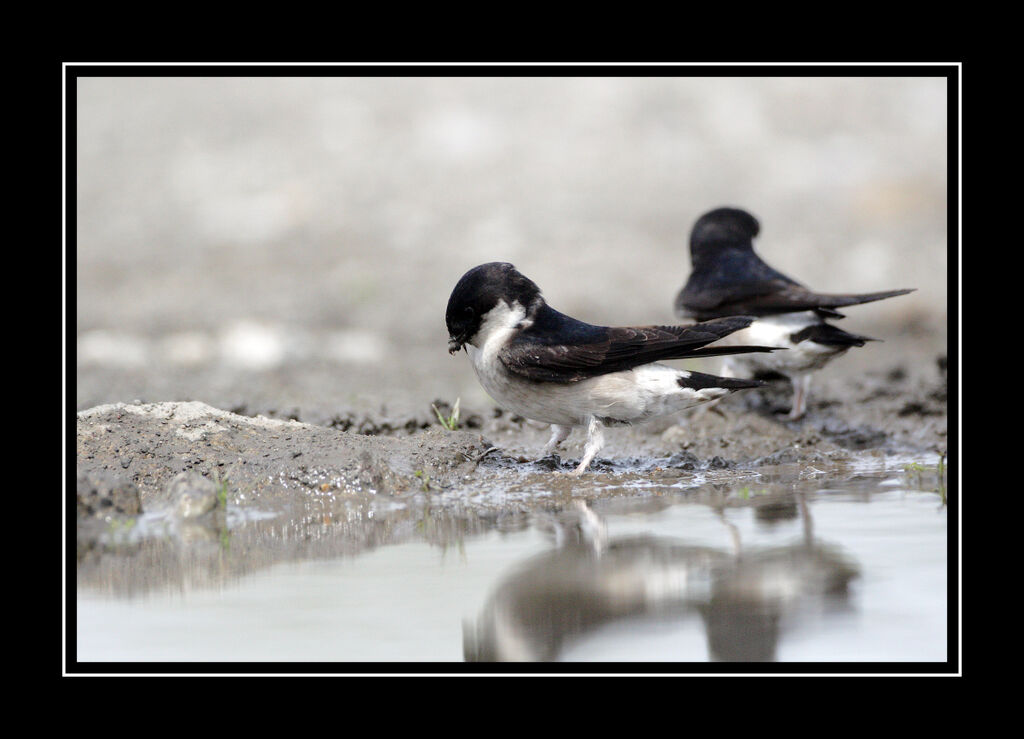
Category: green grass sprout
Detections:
[
  {"x1": 432, "y1": 397, "x2": 461, "y2": 431},
  {"x1": 414, "y1": 469, "x2": 433, "y2": 492}
]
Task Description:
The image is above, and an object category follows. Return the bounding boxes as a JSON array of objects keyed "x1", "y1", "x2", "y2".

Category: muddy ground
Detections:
[{"x1": 75, "y1": 349, "x2": 948, "y2": 596}]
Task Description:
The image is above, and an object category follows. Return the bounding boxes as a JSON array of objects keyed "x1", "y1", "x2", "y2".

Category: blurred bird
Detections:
[
  {"x1": 446, "y1": 262, "x2": 780, "y2": 474},
  {"x1": 674, "y1": 207, "x2": 915, "y2": 420}
]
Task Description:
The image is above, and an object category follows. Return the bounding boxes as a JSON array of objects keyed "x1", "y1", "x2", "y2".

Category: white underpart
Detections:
[
  {"x1": 715, "y1": 312, "x2": 851, "y2": 420},
  {"x1": 465, "y1": 300, "x2": 736, "y2": 473}
]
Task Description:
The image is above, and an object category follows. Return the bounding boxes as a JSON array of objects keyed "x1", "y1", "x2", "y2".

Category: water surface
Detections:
[{"x1": 75, "y1": 469, "x2": 949, "y2": 667}]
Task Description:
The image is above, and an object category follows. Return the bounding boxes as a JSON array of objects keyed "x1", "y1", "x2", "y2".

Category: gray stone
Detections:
[{"x1": 164, "y1": 470, "x2": 220, "y2": 519}]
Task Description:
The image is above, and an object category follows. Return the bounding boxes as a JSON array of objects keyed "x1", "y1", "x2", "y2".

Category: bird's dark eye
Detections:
[{"x1": 464, "y1": 306, "x2": 474, "y2": 317}]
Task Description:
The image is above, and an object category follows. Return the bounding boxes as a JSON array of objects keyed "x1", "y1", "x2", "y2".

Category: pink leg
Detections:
[
  {"x1": 788, "y1": 374, "x2": 811, "y2": 420},
  {"x1": 569, "y1": 416, "x2": 605, "y2": 476}
]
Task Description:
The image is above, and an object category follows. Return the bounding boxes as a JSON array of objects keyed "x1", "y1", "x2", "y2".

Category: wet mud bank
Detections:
[{"x1": 75, "y1": 355, "x2": 948, "y2": 596}]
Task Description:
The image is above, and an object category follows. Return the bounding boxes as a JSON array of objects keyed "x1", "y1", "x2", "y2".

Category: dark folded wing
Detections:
[
  {"x1": 500, "y1": 314, "x2": 777, "y2": 383},
  {"x1": 675, "y1": 247, "x2": 803, "y2": 318},
  {"x1": 679, "y1": 284, "x2": 916, "y2": 320},
  {"x1": 676, "y1": 277, "x2": 795, "y2": 315}
]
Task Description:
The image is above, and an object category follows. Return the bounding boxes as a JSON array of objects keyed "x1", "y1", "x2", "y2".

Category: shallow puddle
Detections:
[{"x1": 75, "y1": 464, "x2": 949, "y2": 668}]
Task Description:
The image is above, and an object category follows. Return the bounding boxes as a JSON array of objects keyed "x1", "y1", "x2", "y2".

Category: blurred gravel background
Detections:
[{"x1": 74, "y1": 74, "x2": 949, "y2": 419}]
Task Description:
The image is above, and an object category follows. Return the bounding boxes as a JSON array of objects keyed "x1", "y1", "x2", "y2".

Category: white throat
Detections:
[
  {"x1": 465, "y1": 299, "x2": 532, "y2": 396},
  {"x1": 468, "y1": 299, "x2": 531, "y2": 351}
]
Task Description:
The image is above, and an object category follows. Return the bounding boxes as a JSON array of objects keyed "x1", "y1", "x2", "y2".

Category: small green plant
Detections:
[
  {"x1": 213, "y1": 472, "x2": 230, "y2": 509},
  {"x1": 735, "y1": 486, "x2": 768, "y2": 500},
  {"x1": 903, "y1": 453, "x2": 947, "y2": 505},
  {"x1": 432, "y1": 397, "x2": 461, "y2": 431},
  {"x1": 106, "y1": 517, "x2": 136, "y2": 535},
  {"x1": 414, "y1": 469, "x2": 432, "y2": 492}
]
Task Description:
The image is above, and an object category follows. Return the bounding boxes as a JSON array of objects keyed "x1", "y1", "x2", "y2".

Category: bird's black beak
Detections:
[{"x1": 448, "y1": 337, "x2": 465, "y2": 354}]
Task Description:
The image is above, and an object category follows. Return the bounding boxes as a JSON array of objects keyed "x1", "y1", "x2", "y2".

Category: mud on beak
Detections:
[{"x1": 448, "y1": 337, "x2": 465, "y2": 354}]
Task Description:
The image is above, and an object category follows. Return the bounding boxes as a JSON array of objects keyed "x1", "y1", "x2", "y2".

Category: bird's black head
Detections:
[
  {"x1": 445, "y1": 262, "x2": 542, "y2": 353},
  {"x1": 689, "y1": 207, "x2": 761, "y2": 264}
]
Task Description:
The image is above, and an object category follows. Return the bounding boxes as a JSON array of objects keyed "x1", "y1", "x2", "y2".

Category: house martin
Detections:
[
  {"x1": 674, "y1": 207, "x2": 915, "y2": 420},
  {"x1": 446, "y1": 261, "x2": 780, "y2": 475}
]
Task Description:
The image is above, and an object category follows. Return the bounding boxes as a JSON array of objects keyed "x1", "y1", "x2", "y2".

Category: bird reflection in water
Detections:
[{"x1": 463, "y1": 495, "x2": 858, "y2": 662}]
